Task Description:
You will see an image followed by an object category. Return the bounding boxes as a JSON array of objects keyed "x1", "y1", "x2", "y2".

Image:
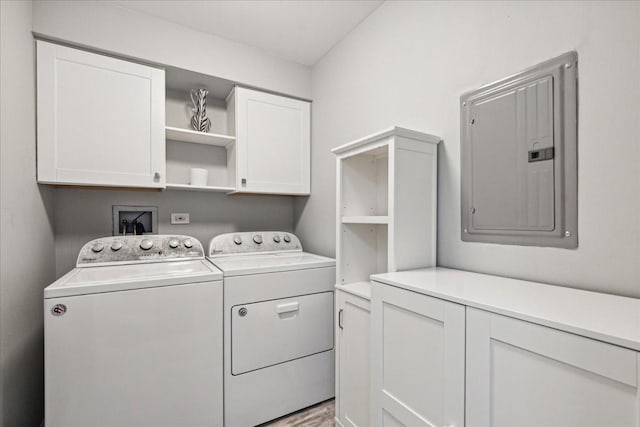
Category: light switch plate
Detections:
[{"x1": 171, "y1": 213, "x2": 190, "y2": 225}]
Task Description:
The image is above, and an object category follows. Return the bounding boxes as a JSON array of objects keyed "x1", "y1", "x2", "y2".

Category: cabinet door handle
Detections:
[
  {"x1": 338, "y1": 309, "x2": 344, "y2": 329},
  {"x1": 276, "y1": 302, "x2": 299, "y2": 314},
  {"x1": 241, "y1": 178, "x2": 247, "y2": 185},
  {"x1": 153, "y1": 172, "x2": 161, "y2": 181}
]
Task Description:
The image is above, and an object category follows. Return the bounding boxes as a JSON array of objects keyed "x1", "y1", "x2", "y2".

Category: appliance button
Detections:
[
  {"x1": 91, "y1": 242, "x2": 104, "y2": 253},
  {"x1": 273, "y1": 235, "x2": 281, "y2": 243},
  {"x1": 169, "y1": 239, "x2": 179, "y2": 249},
  {"x1": 253, "y1": 235, "x2": 263, "y2": 244},
  {"x1": 283, "y1": 235, "x2": 291, "y2": 243},
  {"x1": 183, "y1": 239, "x2": 193, "y2": 249},
  {"x1": 140, "y1": 239, "x2": 153, "y2": 250},
  {"x1": 233, "y1": 235, "x2": 243, "y2": 245},
  {"x1": 110, "y1": 242, "x2": 123, "y2": 252}
]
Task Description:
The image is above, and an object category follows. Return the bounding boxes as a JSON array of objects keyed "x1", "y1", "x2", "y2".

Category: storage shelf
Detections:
[
  {"x1": 165, "y1": 126, "x2": 235, "y2": 147},
  {"x1": 342, "y1": 216, "x2": 389, "y2": 224},
  {"x1": 336, "y1": 281, "x2": 372, "y2": 300},
  {"x1": 165, "y1": 183, "x2": 235, "y2": 193}
]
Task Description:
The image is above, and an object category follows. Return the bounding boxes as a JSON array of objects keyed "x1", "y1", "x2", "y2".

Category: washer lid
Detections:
[
  {"x1": 207, "y1": 252, "x2": 335, "y2": 277},
  {"x1": 44, "y1": 260, "x2": 222, "y2": 299}
]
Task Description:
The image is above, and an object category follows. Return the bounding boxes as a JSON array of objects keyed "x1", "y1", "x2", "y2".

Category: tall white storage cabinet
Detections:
[
  {"x1": 333, "y1": 127, "x2": 441, "y2": 427},
  {"x1": 333, "y1": 127, "x2": 441, "y2": 288},
  {"x1": 228, "y1": 87, "x2": 310, "y2": 195},
  {"x1": 36, "y1": 41, "x2": 165, "y2": 188}
]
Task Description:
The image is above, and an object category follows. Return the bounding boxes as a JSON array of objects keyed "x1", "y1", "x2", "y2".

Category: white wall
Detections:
[
  {"x1": 32, "y1": 0, "x2": 311, "y2": 99},
  {"x1": 0, "y1": 1, "x2": 56, "y2": 425},
  {"x1": 296, "y1": 1, "x2": 640, "y2": 297}
]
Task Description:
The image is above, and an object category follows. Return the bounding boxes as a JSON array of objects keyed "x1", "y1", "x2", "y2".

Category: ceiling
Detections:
[{"x1": 117, "y1": 0, "x2": 383, "y2": 66}]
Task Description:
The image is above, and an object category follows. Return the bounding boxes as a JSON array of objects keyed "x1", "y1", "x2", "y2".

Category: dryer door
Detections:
[{"x1": 231, "y1": 291, "x2": 334, "y2": 375}]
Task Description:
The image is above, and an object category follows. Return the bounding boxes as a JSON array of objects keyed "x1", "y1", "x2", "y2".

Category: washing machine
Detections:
[
  {"x1": 207, "y1": 231, "x2": 336, "y2": 427},
  {"x1": 44, "y1": 235, "x2": 223, "y2": 427}
]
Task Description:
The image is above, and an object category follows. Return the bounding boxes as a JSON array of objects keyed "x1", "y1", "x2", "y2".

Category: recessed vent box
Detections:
[{"x1": 460, "y1": 51, "x2": 578, "y2": 248}]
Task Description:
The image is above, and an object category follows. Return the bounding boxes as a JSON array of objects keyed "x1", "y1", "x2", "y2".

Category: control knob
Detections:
[
  {"x1": 139, "y1": 239, "x2": 153, "y2": 250},
  {"x1": 233, "y1": 235, "x2": 242, "y2": 245},
  {"x1": 169, "y1": 239, "x2": 179, "y2": 249},
  {"x1": 273, "y1": 235, "x2": 281, "y2": 243},
  {"x1": 183, "y1": 239, "x2": 193, "y2": 249},
  {"x1": 283, "y1": 235, "x2": 291, "y2": 243},
  {"x1": 91, "y1": 242, "x2": 104, "y2": 253},
  {"x1": 253, "y1": 235, "x2": 263, "y2": 244},
  {"x1": 110, "y1": 242, "x2": 123, "y2": 252}
]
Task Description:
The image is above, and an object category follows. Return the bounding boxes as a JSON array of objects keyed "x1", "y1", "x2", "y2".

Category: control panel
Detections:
[
  {"x1": 208, "y1": 231, "x2": 302, "y2": 256},
  {"x1": 77, "y1": 235, "x2": 204, "y2": 266}
]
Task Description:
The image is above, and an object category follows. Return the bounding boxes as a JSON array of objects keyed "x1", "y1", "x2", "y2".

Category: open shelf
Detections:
[
  {"x1": 342, "y1": 216, "x2": 389, "y2": 224},
  {"x1": 340, "y1": 223, "x2": 388, "y2": 285},
  {"x1": 165, "y1": 126, "x2": 235, "y2": 147},
  {"x1": 165, "y1": 183, "x2": 234, "y2": 193},
  {"x1": 341, "y1": 145, "x2": 388, "y2": 217}
]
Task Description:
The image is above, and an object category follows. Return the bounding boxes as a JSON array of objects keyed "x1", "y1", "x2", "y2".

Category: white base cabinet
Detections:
[
  {"x1": 335, "y1": 287, "x2": 371, "y2": 427},
  {"x1": 466, "y1": 307, "x2": 640, "y2": 427},
  {"x1": 371, "y1": 270, "x2": 640, "y2": 427},
  {"x1": 371, "y1": 282, "x2": 465, "y2": 427}
]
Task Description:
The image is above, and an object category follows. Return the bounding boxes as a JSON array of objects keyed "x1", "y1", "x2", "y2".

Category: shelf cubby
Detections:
[{"x1": 164, "y1": 68, "x2": 237, "y2": 192}]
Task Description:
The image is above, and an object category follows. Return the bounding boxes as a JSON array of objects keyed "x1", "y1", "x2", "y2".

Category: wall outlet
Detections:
[{"x1": 171, "y1": 213, "x2": 190, "y2": 225}]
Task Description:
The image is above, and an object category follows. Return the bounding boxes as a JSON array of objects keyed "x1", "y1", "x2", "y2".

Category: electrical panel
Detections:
[{"x1": 460, "y1": 52, "x2": 578, "y2": 248}]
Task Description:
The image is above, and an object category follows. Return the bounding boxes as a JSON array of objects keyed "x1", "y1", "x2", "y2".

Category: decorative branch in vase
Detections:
[{"x1": 190, "y1": 88, "x2": 212, "y2": 133}]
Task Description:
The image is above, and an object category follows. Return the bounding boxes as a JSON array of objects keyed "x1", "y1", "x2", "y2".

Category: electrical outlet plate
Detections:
[{"x1": 171, "y1": 213, "x2": 190, "y2": 224}]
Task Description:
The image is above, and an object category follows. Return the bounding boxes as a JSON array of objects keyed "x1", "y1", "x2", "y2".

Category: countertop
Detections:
[{"x1": 371, "y1": 267, "x2": 640, "y2": 351}]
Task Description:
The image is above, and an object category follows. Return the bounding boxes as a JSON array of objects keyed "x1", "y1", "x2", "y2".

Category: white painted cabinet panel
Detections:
[
  {"x1": 371, "y1": 282, "x2": 465, "y2": 427},
  {"x1": 466, "y1": 307, "x2": 640, "y2": 427},
  {"x1": 232, "y1": 87, "x2": 310, "y2": 195},
  {"x1": 37, "y1": 41, "x2": 165, "y2": 188},
  {"x1": 336, "y1": 289, "x2": 371, "y2": 427}
]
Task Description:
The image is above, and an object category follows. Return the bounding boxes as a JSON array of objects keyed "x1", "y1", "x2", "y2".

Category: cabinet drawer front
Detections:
[
  {"x1": 231, "y1": 291, "x2": 333, "y2": 374},
  {"x1": 466, "y1": 307, "x2": 640, "y2": 427},
  {"x1": 37, "y1": 41, "x2": 165, "y2": 188},
  {"x1": 371, "y1": 282, "x2": 465, "y2": 427}
]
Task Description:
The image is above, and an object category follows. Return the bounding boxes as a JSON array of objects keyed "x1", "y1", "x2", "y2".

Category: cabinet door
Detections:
[
  {"x1": 371, "y1": 282, "x2": 465, "y2": 427},
  {"x1": 37, "y1": 41, "x2": 165, "y2": 188},
  {"x1": 466, "y1": 308, "x2": 640, "y2": 427},
  {"x1": 336, "y1": 291, "x2": 371, "y2": 427},
  {"x1": 234, "y1": 87, "x2": 310, "y2": 195}
]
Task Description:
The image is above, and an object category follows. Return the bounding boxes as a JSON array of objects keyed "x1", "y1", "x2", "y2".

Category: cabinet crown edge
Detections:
[{"x1": 332, "y1": 126, "x2": 441, "y2": 155}]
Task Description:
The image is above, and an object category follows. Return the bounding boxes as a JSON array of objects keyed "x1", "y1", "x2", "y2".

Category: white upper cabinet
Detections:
[
  {"x1": 37, "y1": 41, "x2": 165, "y2": 188},
  {"x1": 229, "y1": 87, "x2": 310, "y2": 195}
]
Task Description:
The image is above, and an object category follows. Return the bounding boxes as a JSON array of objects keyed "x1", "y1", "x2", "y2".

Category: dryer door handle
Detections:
[{"x1": 276, "y1": 302, "x2": 299, "y2": 314}]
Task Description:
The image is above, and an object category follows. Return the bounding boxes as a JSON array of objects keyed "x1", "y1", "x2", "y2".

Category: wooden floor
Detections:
[{"x1": 262, "y1": 399, "x2": 334, "y2": 427}]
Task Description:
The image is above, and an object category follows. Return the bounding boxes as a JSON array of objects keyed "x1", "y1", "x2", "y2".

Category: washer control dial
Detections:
[
  {"x1": 169, "y1": 239, "x2": 179, "y2": 249},
  {"x1": 183, "y1": 239, "x2": 193, "y2": 249},
  {"x1": 233, "y1": 235, "x2": 243, "y2": 245},
  {"x1": 139, "y1": 239, "x2": 153, "y2": 250},
  {"x1": 283, "y1": 234, "x2": 291, "y2": 243},
  {"x1": 110, "y1": 242, "x2": 123, "y2": 252},
  {"x1": 91, "y1": 242, "x2": 104, "y2": 253},
  {"x1": 253, "y1": 235, "x2": 263, "y2": 244},
  {"x1": 273, "y1": 235, "x2": 281, "y2": 243}
]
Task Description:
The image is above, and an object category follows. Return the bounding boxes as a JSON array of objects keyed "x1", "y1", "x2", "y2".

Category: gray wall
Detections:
[
  {"x1": 295, "y1": 1, "x2": 640, "y2": 298},
  {"x1": 54, "y1": 190, "x2": 294, "y2": 276},
  {"x1": 0, "y1": 1, "x2": 56, "y2": 426}
]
